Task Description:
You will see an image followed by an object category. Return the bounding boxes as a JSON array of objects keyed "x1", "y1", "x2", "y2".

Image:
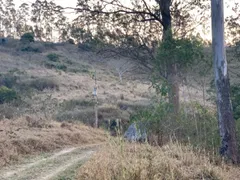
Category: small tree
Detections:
[{"x1": 154, "y1": 37, "x2": 204, "y2": 112}]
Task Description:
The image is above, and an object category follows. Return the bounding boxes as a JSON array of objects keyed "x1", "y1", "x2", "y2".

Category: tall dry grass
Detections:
[{"x1": 78, "y1": 140, "x2": 240, "y2": 180}]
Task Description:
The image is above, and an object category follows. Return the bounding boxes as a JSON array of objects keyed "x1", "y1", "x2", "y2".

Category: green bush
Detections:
[
  {"x1": 130, "y1": 101, "x2": 219, "y2": 149},
  {"x1": 0, "y1": 73, "x2": 17, "y2": 88},
  {"x1": 230, "y1": 84, "x2": 240, "y2": 120},
  {"x1": 21, "y1": 45, "x2": 42, "y2": 53},
  {"x1": 20, "y1": 32, "x2": 34, "y2": 43},
  {"x1": 67, "y1": 38, "x2": 75, "y2": 44},
  {"x1": 46, "y1": 53, "x2": 60, "y2": 62},
  {"x1": 55, "y1": 64, "x2": 67, "y2": 71},
  {"x1": 0, "y1": 86, "x2": 18, "y2": 104},
  {"x1": 208, "y1": 83, "x2": 240, "y2": 121}
]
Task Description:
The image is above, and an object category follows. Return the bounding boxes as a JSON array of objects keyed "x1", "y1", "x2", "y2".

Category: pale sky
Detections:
[
  {"x1": 15, "y1": 0, "x2": 77, "y2": 8},
  {"x1": 15, "y1": 0, "x2": 238, "y2": 15},
  {"x1": 14, "y1": 0, "x2": 239, "y2": 42}
]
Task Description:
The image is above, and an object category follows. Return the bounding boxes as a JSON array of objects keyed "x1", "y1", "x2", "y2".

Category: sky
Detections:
[
  {"x1": 15, "y1": 0, "x2": 238, "y2": 16},
  {"x1": 14, "y1": 0, "x2": 239, "y2": 42},
  {"x1": 16, "y1": 0, "x2": 77, "y2": 8}
]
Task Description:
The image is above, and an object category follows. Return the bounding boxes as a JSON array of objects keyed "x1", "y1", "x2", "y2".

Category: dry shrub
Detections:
[
  {"x1": 28, "y1": 78, "x2": 59, "y2": 91},
  {"x1": 0, "y1": 104, "x2": 17, "y2": 119},
  {"x1": 25, "y1": 116, "x2": 53, "y2": 128},
  {"x1": 56, "y1": 106, "x2": 125, "y2": 127},
  {"x1": 78, "y1": 141, "x2": 240, "y2": 180},
  {"x1": 0, "y1": 141, "x2": 18, "y2": 167}
]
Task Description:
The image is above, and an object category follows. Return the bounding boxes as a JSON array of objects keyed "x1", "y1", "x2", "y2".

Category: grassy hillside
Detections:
[
  {"x1": 1, "y1": 38, "x2": 240, "y2": 179},
  {"x1": 0, "y1": 39, "x2": 156, "y2": 127}
]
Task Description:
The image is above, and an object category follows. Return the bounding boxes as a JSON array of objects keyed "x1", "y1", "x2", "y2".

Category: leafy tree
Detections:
[
  {"x1": 15, "y1": 3, "x2": 32, "y2": 37},
  {"x1": 3, "y1": 0, "x2": 17, "y2": 37},
  {"x1": 31, "y1": 0, "x2": 67, "y2": 41},
  {"x1": 0, "y1": 0, "x2": 6, "y2": 35},
  {"x1": 226, "y1": 2, "x2": 240, "y2": 44},
  {"x1": 74, "y1": 0, "x2": 209, "y2": 113}
]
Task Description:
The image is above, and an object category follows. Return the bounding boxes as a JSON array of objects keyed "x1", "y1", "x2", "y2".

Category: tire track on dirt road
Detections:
[{"x1": 0, "y1": 143, "x2": 104, "y2": 180}]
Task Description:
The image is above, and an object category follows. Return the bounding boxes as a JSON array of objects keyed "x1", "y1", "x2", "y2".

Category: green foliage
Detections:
[
  {"x1": 21, "y1": 45, "x2": 42, "y2": 53},
  {"x1": 46, "y1": 53, "x2": 60, "y2": 62},
  {"x1": 230, "y1": 84, "x2": 240, "y2": 120},
  {"x1": 20, "y1": 32, "x2": 35, "y2": 43},
  {"x1": 208, "y1": 83, "x2": 240, "y2": 121},
  {"x1": 56, "y1": 64, "x2": 67, "y2": 71},
  {"x1": 0, "y1": 73, "x2": 18, "y2": 88},
  {"x1": 67, "y1": 38, "x2": 75, "y2": 44},
  {"x1": 152, "y1": 37, "x2": 204, "y2": 97},
  {"x1": 151, "y1": 79, "x2": 170, "y2": 96},
  {"x1": 130, "y1": 101, "x2": 219, "y2": 149},
  {"x1": 156, "y1": 37, "x2": 204, "y2": 72},
  {"x1": 0, "y1": 86, "x2": 18, "y2": 104}
]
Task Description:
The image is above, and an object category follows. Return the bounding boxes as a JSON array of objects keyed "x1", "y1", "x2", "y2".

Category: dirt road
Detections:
[{"x1": 0, "y1": 143, "x2": 102, "y2": 180}]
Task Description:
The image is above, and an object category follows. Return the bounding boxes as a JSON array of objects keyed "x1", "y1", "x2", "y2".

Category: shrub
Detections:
[
  {"x1": 44, "y1": 61, "x2": 67, "y2": 71},
  {"x1": 0, "y1": 86, "x2": 18, "y2": 104},
  {"x1": 20, "y1": 32, "x2": 34, "y2": 43},
  {"x1": 55, "y1": 64, "x2": 67, "y2": 71},
  {"x1": 78, "y1": 38, "x2": 103, "y2": 51},
  {"x1": 0, "y1": 104, "x2": 16, "y2": 119},
  {"x1": 21, "y1": 44, "x2": 42, "y2": 53},
  {"x1": 0, "y1": 73, "x2": 17, "y2": 88},
  {"x1": 46, "y1": 53, "x2": 60, "y2": 62},
  {"x1": 67, "y1": 38, "x2": 75, "y2": 44},
  {"x1": 130, "y1": 101, "x2": 219, "y2": 149},
  {"x1": 60, "y1": 99, "x2": 95, "y2": 111},
  {"x1": 29, "y1": 78, "x2": 59, "y2": 91},
  {"x1": 208, "y1": 83, "x2": 240, "y2": 121},
  {"x1": 230, "y1": 84, "x2": 240, "y2": 120}
]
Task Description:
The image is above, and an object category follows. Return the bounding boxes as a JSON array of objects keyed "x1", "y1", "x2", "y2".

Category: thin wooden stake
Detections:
[{"x1": 93, "y1": 70, "x2": 98, "y2": 128}]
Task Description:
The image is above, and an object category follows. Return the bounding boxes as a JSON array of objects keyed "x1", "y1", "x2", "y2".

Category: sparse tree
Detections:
[
  {"x1": 74, "y1": 0, "x2": 210, "y2": 113},
  {"x1": 3, "y1": 0, "x2": 16, "y2": 37},
  {"x1": 31, "y1": 0, "x2": 67, "y2": 41},
  {"x1": 15, "y1": 3, "x2": 32, "y2": 37}
]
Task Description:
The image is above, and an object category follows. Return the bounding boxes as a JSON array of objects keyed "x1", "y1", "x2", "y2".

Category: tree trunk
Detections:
[
  {"x1": 160, "y1": 0, "x2": 180, "y2": 114},
  {"x1": 211, "y1": 0, "x2": 238, "y2": 163}
]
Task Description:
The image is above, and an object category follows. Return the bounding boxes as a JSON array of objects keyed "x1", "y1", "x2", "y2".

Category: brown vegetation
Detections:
[
  {"x1": 0, "y1": 116, "x2": 107, "y2": 167},
  {"x1": 78, "y1": 141, "x2": 240, "y2": 180}
]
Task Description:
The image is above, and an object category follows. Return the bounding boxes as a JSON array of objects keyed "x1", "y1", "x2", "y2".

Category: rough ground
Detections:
[
  {"x1": 0, "y1": 117, "x2": 107, "y2": 169},
  {"x1": 0, "y1": 143, "x2": 102, "y2": 180}
]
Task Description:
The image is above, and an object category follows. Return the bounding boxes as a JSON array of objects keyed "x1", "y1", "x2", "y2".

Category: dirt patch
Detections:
[
  {"x1": 0, "y1": 143, "x2": 103, "y2": 180},
  {"x1": 0, "y1": 117, "x2": 107, "y2": 167}
]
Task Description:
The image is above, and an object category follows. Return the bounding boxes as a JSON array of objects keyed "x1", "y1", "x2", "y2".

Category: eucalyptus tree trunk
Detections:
[
  {"x1": 160, "y1": 0, "x2": 180, "y2": 114},
  {"x1": 211, "y1": 0, "x2": 238, "y2": 163}
]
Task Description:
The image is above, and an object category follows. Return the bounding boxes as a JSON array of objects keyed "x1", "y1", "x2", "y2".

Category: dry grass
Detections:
[
  {"x1": 78, "y1": 141, "x2": 240, "y2": 180},
  {"x1": 0, "y1": 116, "x2": 107, "y2": 167}
]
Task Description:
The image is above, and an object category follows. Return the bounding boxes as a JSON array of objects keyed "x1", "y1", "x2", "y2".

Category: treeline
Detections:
[{"x1": 0, "y1": 0, "x2": 91, "y2": 43}]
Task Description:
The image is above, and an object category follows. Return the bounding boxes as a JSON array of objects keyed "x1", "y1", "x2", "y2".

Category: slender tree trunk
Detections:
[
  {"x1": 160, "y1": 0, "x2": 180, "y2": 114},
  {"x1": 211, "y1": 0, "x2": 238, "y2": 163}
]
